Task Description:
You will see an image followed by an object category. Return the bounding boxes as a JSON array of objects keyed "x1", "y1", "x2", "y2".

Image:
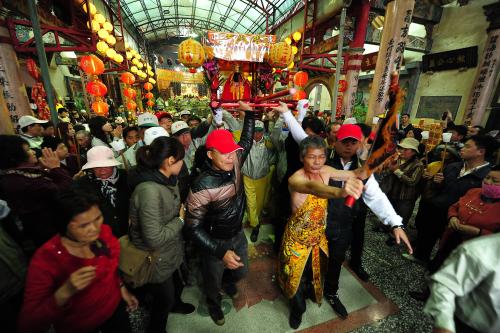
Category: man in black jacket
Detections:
[{"x1": 185, "y1": 102, "x2": 255, "y2": 326}]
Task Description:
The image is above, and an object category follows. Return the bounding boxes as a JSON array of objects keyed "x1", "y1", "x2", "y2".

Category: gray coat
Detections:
[{"x1": 128, "y1": 169, "x2": 184, "y2": 283}]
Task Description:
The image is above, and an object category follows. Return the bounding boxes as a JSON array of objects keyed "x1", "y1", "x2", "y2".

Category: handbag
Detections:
[{"x1": 118, "y1": 234, "x2": 159, "y2": 288}]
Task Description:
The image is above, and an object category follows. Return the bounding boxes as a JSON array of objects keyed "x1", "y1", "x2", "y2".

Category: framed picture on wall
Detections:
[{"x1": 416, "y1": 96, "x2": 462, "y2": 120}]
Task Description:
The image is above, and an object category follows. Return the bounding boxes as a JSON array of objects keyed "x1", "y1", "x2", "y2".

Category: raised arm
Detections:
[
  {"x1": 288, "y1": 170, "x2": 363, "y2": 199},
  {"x1": 272, "y1": 102, "x2": 307, "y2": 144},
  {"x1": 236, "y1": 101, "x2": 255, "y2": 164}
]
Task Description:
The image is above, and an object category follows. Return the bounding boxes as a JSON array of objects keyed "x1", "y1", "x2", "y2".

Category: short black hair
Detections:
[
  {"x1": 188, "y1": 116, "x2": 201, "y2": 123},
  {"x1": 0, "y1": 135, "x2": 30, "y2": 169},
  {"x1": 356, "y1": 123, "x2": 372, "y2": 139},
  {"x1": 41, "y1": 136, "x2": 65, "y2": 151},
  {"x1": 468, "y1": 135, "x2": 499, "y2": 160},
  {"x1": 408, "y1": 127, "x2": 423, "y2": 141},
  {"x1": 54, "y1": 190, "x2": 101, "y2": 235},
  {"x1": 58, "y1": 108, "x2": 68, "y2": 115},
  {"x1": 42, "y1": 121, "x2": 54, "y2": 129},
  {"x1": 302, "y1": 116, "x2": 325, "y2": 136},
  {"x1": 73, "y1": 124, "x2": 86, "y2": 132},
  {"x1": 123, "y1": 126, "x2": 139, "y2": 138},
  {"x1": 451, "y1": 125, "x2": 468, "y2": 138}
]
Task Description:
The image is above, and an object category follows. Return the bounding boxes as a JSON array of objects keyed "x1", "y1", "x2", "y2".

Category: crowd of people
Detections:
[{"x1": 0, "y1": 101, "x2": 498, "y2": 333}]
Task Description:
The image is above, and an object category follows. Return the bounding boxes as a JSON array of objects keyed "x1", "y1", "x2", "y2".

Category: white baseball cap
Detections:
[
  {"x1": 137, "y1": 112, "x2": 159, "y2": 127},
  {"x1": 171, "y1": 121, "x2": 190, "y2": 136},
  {"x1": 82, "y1": 146, "x2": 121, "y2": 170},
  {"x1": 144, "y1": 126, "x2": 169, "y2": 145},
  {"x1": 180, "y1": 110, "x2": 191, "y2": 116},
  {"x1": 255, "y1": 120, "x2": 264, "y2": 130},
  {"x1": 18, "y1": 115, "x2": 48, "y2": 128}
]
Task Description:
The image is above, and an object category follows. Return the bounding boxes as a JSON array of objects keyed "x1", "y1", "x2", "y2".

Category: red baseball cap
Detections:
[
  {"x1": 206, "y1": 129, "x2": 243, "y2": 154},
  {"x1": 156, "y1": 112, "x2": 172, "y2": 121},
  {"x1": 337, "y1": 124, "x2": 362, "y2": 141}
]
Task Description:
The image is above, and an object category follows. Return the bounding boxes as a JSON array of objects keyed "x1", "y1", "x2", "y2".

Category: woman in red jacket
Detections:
[
  {"x1": 429, "y1": 165, "x2": 500, "y2": 273},
  {"x1": 18, "y1": 190, "x2": 138, "y2": 333}
]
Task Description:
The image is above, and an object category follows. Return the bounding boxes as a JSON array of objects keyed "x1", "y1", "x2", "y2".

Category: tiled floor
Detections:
[{"x1": 131, "y1": 214, "x2": 434, "y2": 333}]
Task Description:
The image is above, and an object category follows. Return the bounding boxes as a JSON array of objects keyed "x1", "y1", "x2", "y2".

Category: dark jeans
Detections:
[
  {"x1": 200, "y1": 231, "x2": 248, "y2": 310},
  {"x1": 134, "y1": 275, "x2": 175, "y2": 333},
  {"x1": 390, "y1": 198, "x2": 417, "y2": 227},
  {"x1": 414, "y1": 200, "x2": 448, "y2": 262},
  {"x1": 93, "y1": 300, "x2": 132, "y2": 333},
  {"x1": 324, "y1": 223, "x2": 352, "y2": 296},
  {"x1": 290, "y1": 256, "x2": 313, "y2": 318},
  {"x1": 428, "y1": 232, "x2": 464, "y2": 274},
  {"x1": 350, "y1": 204, "x2": 367, "y2": 268}
]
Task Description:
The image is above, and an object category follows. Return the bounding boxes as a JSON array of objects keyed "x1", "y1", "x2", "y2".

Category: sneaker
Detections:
[
  {"x1": 250, "y1": 226, "x2": 260, "y2": 243},
  {"x1": 402, "y1": 253, "x2": 427, "y2": 266},
  {"x1": 289, "y1": 313, "x2": 302, "y2": 329},
  {"x1": 326, "y1": 294, "x2": 348, "y2": 319},
  {"x1": 171, "y1": 301, "x2": 196, "y2": 314},
  {"x1": 208, "y1": 306, "x2": 225, "y2": 326},
  {"x1": 222, "y1": 283, "x2": 239, "y2": 299},
  {"x1": 350, "y1": 264, "x2": 370, "y2": 282}
]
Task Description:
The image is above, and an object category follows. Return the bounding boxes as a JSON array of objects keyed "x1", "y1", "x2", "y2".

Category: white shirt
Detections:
[
  {"x1": 424, "y1": 233, "x2": 500, "y2": 333},
  {"x1": 282, "y1": 110, "x2": 402, "y2": 227}
]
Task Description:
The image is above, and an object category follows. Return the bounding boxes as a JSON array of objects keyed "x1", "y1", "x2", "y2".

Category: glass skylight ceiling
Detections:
[{"x1": 118, "y1": 0, "x2": 302, "y2": 41}]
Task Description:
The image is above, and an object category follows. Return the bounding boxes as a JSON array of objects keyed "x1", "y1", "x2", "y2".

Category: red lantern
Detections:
[
  {"x1": 293, "y1": 90, "x2": 307, "y2": 100},
  {"x1": 123, "y1": 87, "x2": 137, "y2": 99},
  {"x1": 79, "y1": 55, "x2": 105, "y2": 75},
  {"x1": 144, "y1": 92, "x2": 153, "y2": 99},
  {"x1": 338, "y1": 79, "x2": 347, "y2": 93},
  {"x1": 120, "y1": 72, "x2": 135, "y2": 85},
  {"x1": 92, "y1": 100, "x2": 109, "y2": 116},
  {"x1": 26, "y1": 59, "x2": 40, "y2": 81},
  {"x1": 146, "y1": 100, "x2": 154, "y2": 107},
  {"x1": 126, "y1": 101, "x2": 137, "y2": 110},
  {"x1": 293, "y1": 71, "x2": 309, "y2": 87},
  {"x1": 143, "y1": 82, "x2": 153, "y2": 91},
  {"x1": 86, "y1": 81, "x2": 107, "y2": 97}
]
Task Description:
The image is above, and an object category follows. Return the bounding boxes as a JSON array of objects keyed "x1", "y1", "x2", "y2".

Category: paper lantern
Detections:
[
  {"x1": 148, "y1": 78, "x2": 156, "y2": 84},
  {"x1": 144, "y1": 92, "x2": 153, "y2": 99},
  {"x1": 148, "y1": 70, "x2": 154, "y2": 77},
  {"x1": 146, "y1": 64, "x2": 152, "y2": 70},
  {"x1": 87, "y1": 20, "x2": 100, "y2": 33},
  {"x1": 293, "y1": 71, "x2": 309, "y2": 87},
  {"x1": 268, "y1": 42, "x2": 293, "y2": 68},
  {"x1": 293, "y1": 90, "x2": 307, "y2": 100},
  {"x1": 123, "y1": 87, "x2": 137, "y2": 99},
  {"x1": 137, "y1": 70, "x2": 144, "y2": 78},
  {"x1": 285, "y1": 37, "x2": 292, "y2": 45},
  {"x1": 126, "y1": 101, "x2": 137, "y2": 110},
  {"x1": 114, "y1": 54, "x2": 124, "y2": 63},
  {"x1": 130, "y1": 66, "x2": 138, "y2": 73},
  {"x1": 126, "y1": 51, "x2": 133, "y2": 60},
  {"x1": 135, "y1": 54, "x2": 142, "y2": 60},
  {"x1": 292, "y1": 45, "x2": 298, "y2": 55},
  {"x1": 146, "y1": 100, "x2": 154, "y2": 107},
  {"x1": 106, "y1": 35, "x2": 116, "y2": 46},
  {"x1": 94, "y1": 13, "x2": 105, "y2": 25},
  {"x1": 178, "y1": 38, "x2": 205, "y2": 70},
  {"x1": 137, "y1": 62, "x2": 144, "y2": 69},
  {"x1": 79, "y1": 54, "x2": 104, "y2": 75},
  {"x1": 83, "y1": 3, "x2": 97, "y2": 15},
  {"x1": 105, "y1": 48, "x2": 116, "y2": 59},
  {"x1": 121, "y1": 72, "x2": 135, "y2": 85},
  {"x1": 203, "y1": 45, "x2": 214, "y2": 60},
  {"x1": 103, "y1": 21, "x2": 113, "y2": 32},
  {"x1": 143, "y1": 82, "x2": 153, "y2": 91},
  {"x1": 96, "y1": 41, "x2": 108, "y2": 54},
  {"x1": 293, "y1": 31, "x2": 302, "y2": 42},
  {"x1": 287, "y1": 61, "x2": 295, "y2": 69},
  {"x1": 131, "y1": 58, "x2": 139, "y2": 65},
  {"x1": 92, "y1": 100, "x2": 109, "y2": 116},
  {"x1": 98, "y1": 29, "x2": 109, "y2": 40},
  {"x1": 86, "y1": 80, "x2": 107, "y2": 97}
]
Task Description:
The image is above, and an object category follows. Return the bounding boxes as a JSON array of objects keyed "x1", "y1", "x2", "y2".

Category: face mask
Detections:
[{"x1": 482, "y1": 183, "x2": 500, "y2": 199}]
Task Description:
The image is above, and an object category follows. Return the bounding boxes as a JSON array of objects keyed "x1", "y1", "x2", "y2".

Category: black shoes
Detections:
[
  {"x1": 171, "y1": 301, "x2": 196, "y2": 314},
  {"x1": 250, "y1": 226, "x2": 260, "y2": 243},
  {"x1": 350, "y1": 264, "x2": 370, "y2": 282},
  {"x1": 409, "y1": 287, "x2": 430, "y2": 302},
  {"x1": 208, "y1": 306, "x2": 225, "y2": 326},
  {"x1": 222, "y1": 283, "x2": 239, "y2": 299},
  {"x1": 326, "y1": 294, "x2": 348, "y2": 319},
  {"x1": 289, "y1": 313, "x2": 302, "y2": 329}
]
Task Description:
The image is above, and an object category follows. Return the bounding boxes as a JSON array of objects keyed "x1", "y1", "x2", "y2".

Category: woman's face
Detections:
[
  {"x1": 56, "y1": 143, "x2": 69, "y2": 160},
  {"x1": 483, "y1": 170, "x2": 500, "y2": 186},
  {"x1": 102, "y1": 122, "x2": 113, "y2": 133},
  {"x1": 92, "y1": 167, "x2": 114, "y2": 180},
  {"x1": 406, "y1": 130, "x2": 415, "y2": 138},
  {"x1": 399, "y1": 147, "x2": 416, "y2": 160},
  {"x1": 66, "y1": 205, "x2": 103, "y2": 244},
  {"x1": 167, "y1": 158, "x2": 184, "y2": 176},
  {"x1": 23, "y1": 144, "x2": 38, "y2": 165},
  {"x1": 67, "y1": 124, "x2": 75, "y2": 137}
]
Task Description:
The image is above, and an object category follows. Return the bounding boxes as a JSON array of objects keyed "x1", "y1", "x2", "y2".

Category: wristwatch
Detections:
[{"x1": 391, "y1": 225, "x2": 405, "y2": 231}]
